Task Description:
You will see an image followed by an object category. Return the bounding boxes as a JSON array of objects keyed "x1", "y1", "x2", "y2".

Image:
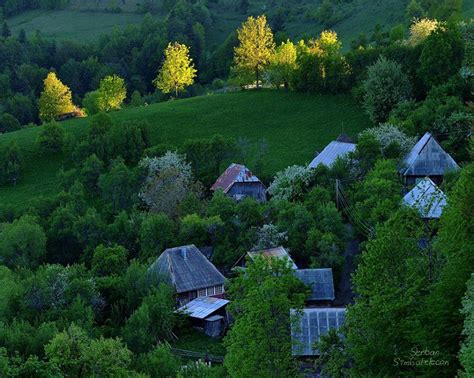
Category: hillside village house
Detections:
[
  {"x1": 211, "y1": 163, "x2": 267, "y2": 202},
  {"x1": 400, "y1": 132, "x2": 459, "y2": 186},
  {"x1": 403, "y1": 177, "x2": 447, "y2": 219},
  {"x1": 148, "y1": 245, "x2": 226, "y2": 307},
  {"x1": 309, "y1": 134, "x2": 356, "y2": 169}
]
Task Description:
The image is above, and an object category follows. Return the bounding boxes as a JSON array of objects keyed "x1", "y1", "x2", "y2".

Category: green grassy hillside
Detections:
[{"x1": 0, "y1": 90, "x2": 371, "y2": 210}]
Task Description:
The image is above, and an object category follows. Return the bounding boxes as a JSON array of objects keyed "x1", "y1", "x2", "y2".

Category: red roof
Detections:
[{"x1": 211, "y1": 163, "x2": 261, "y2": 193}]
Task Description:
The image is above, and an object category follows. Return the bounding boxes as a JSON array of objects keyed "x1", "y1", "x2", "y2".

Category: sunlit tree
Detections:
[
  {"x1": 267, "y1": 40, "x2": 297, "y2": 89},
  {"x1": 407, "y1": 18, "x2": 439, "y2": 46},
  {"x1": 97, "y1": 75, "x2": 127, "y2": 112},
  {"x1": 38, "y1": 72, "x2": 75, "y2": 123},
  {"x1": 234, "y1": 15, "x2": 275, "y2": 88},
  {"x1": 154, "y1": 42, "x2": 197, "y2": 98}
]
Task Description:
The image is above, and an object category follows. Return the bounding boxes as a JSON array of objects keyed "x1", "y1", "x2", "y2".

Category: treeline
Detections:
[{"x1": 0, "y1": 0, "x2": 70, "y2": 17}]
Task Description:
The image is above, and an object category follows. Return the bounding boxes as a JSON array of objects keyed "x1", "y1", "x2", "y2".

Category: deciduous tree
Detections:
[
  {"x1": 97, "y1": 75, "x2": 127, "y2": 112},
  {"x1": 38, "y1": 72, "x2": 75, "y2": 123}
]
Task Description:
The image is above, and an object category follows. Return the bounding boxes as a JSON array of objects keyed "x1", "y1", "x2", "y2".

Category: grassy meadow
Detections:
[{"x1": 0, "y1": 90, "x2": 371, "y2": 210}]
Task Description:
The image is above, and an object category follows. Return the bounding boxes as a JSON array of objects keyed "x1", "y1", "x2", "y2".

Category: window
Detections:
[
  {"x1": 207, "y1": 286, "x2": 215, "y2": 296},
  {"x1": 215, "y1": 285, "x2": 223, "y2": 294},
  {"x1": 197, "y1": 288, "x2": 206, "y2": 297}
]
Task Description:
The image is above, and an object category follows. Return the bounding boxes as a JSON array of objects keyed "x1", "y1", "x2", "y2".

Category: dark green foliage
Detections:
[
  {"x1": 139, "y1": 212, "x2": 176, "y2": 260},
  {"x1": 80, "y1": 154, "x2": 104, "y2": 193},
  {"x1": 0, "y1": 141, "x2": 21, "y2": 187},
  {"x1": 0, "y1": 113, "x2": 21, "y2": 133},
  {"x1": 36, "y1": 122, "x2": 65, "y2": 154}
]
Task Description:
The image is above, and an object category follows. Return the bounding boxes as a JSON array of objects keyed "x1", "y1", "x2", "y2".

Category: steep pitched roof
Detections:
[
  {"x1": 149, "y1": 245, "x2": 225, "y2": 293},
  {"x1": 400, "y1": 132, "x2": 459, "y2": 177},
  {"x1": 291, "y1": 308, "x2": 347, "y2": 356},
  {"x1": 247, "y1": 246, "x2": 298, "y2": 269},
  {"x1": 403, "y1": 177, "x2": 447, "y2": 219},
  {"x1": 211, "y1": 163, "x2": 262, "y2": 193},
  {"x1": 295, "y1": 269, "x2": 335, "y2": 301},
  {"x1": 309, "y1": 141, "x2": 356, "y2": 168}
]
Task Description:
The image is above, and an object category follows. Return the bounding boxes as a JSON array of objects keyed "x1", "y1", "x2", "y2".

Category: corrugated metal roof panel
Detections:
[
  {"x1": 309, "y1": 141, "x2": 356, "y2": 168},
  {"x1": 247, "y1": 246, "x2": 298, "y2": 269},
  {"x1": 291, "y1": 308, "x2": 346, "y2": 356},
  {"x1": 211, "y1": 163, "x2": 262, "y2": 193},
  {"x1": 403, "y1": 177, "x2": 447, "y2": 219},
  {"x1": 177, "y1": 296, "x2": 229, "y2": 319}
]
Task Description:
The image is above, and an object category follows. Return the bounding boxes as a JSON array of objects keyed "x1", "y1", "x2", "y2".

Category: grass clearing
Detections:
[{"x1": 0, "y1": 90, "x2": 371, "y2": 211}]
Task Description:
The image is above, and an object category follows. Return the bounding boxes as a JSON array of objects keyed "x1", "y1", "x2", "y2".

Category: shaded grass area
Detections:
[
  {"x1": 0, "y1": 90, "x2": 371, "y2": 210},
  {"x1": 172, "y1": 330, "x2": 226, "y2": 357}
]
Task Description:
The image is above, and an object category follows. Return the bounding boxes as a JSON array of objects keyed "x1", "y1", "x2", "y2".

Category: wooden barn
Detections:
[
  {"x1": 211, "y1": 163, "x2": 267, "y2": 202},
  {"x1": 148, "y1": 245, "x2": 226, "y2": 307},
  {"x1": 400, "y1": 132, "x2": 459, "y2": 185}
]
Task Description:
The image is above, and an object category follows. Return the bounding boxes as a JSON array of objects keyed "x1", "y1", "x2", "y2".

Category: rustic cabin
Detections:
[
  {"x1": 291, "y1": 307, "x2": 347, "y2": 356},
  {"x1": 148, "y1": 245, "x2": 226, "y2": 307},
  {"x1": 295, "y1": 269, "x2": 335, "y2": 303},
  {"x1": 176, "y1": 296, "x2": 230, "y2": 338},
  {"x1": 309, "y1": 135, "x2": 356, "y2": 169},
  {"x1": 403, "y1": 177, "x2": 447, "y2": 219},
  {"x1": 211, "y1": 163, "x2": 267, "y2": 202},
  {"x1": 400, "y1": 132, "x2": 459, "y2": 186}
]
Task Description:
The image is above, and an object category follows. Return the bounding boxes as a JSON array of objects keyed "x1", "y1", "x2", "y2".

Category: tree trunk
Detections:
[{"x1": 256, "y1": 67, "x2": 260, "y2": 89}]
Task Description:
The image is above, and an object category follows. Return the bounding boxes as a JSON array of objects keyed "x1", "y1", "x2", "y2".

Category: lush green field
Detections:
[{"x1": 0, "y1": 90, "x2": 371, "y2": 210}]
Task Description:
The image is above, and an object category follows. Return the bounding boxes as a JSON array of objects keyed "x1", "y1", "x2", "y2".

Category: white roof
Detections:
[
  {"x1": 309, "y1": 141, "x2": 356, "y2": 168},
  {"x1": 176, "y1": 296, "x2": 229, "y2": 319},
  {"x1": 291, "y1": 308, "x2": 346, "y2": 356},
  {"x1": 403, "y1": 177, "x2": 447, "y2": 219}
]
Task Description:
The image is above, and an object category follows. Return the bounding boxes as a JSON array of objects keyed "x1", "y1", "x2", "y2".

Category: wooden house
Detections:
[
  {"x1": 402, "y1": 177, "x2": 447, "y2": 219},
  {"x1": 309, "y1": 135, "x2": 356, "y2": 169},
  {"x1": 211, "y1": 163, "x2": 267, "y2": 202},
  {"x1": 400, "y1": 132, "x2": 459, "y2": 185},
  {"x1": 148, "y1": 245, "x2": 226, "y2": 307}
]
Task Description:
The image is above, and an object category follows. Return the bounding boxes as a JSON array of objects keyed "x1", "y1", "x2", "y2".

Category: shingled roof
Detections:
[
  {"x1": 309, "y1": 140, "x2": 356, "y2": 168},
  {"x1": 403, "y1": 177, "x2": 447, "y2": 219},
  {"x1": 400, "y1": 132, "x2": 459, "y2": 177},
  {"x1": 211, "y1": 163, "x2": 262, "y2": 193},
  {"x1": 247, "y1": 246, "x2": 298, "y2": 269},
  {"x1": 291, "y1": 308, "x2": 346, "y2": 356},
  {"x1": 295, "y1": 269, "x2": 335, "y2": 301},
  {"x1": 148, "y1": 245, "x2": 225, "y2": 294}
]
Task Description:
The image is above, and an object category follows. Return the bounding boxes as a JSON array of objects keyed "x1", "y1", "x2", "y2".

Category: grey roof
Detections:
[
  {"x1": 403, "y1": 177, "x2": 447, "y2": 219},
  {"x1": 247, "y1": 246, "x2": 298, "y2": 269},
  {"x1": 295, "y1": 269, "x2": 335, "y2": 301},
  {"x1": 309, "y1": 141, "x2": 356, "y2": 168},
  {"x1": 400, "y1": 132, "x2": 459, "y2": 177},
  {"x1": 176, "y1": 296, "x2": 229, "y2": 319},
  {"x1": 291, "y1": 308, "x2": 346, "y2": 356},
  {"x1": 149, "y1": 245, "x2": 225, "y2": 294}
]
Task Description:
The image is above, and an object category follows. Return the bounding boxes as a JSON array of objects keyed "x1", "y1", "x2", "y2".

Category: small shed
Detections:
[
  {"x1": 177, "y1": 296, "x2": 230, "y2": 338},
  {"x1": 295, "y1": 269, "x2": 335, "y2": 302},
  {"x1": 309, "y1": 139, "x2": 356, "y2": 169},
  {"x1": 400, "y1": 132, "x2": 459, "y2": 185},
  {"x1": 291, "y1": 308, "x2": 346, "y2": 356},
  {"x1": 149, "y1": 245, "x2": 226, "y2": 306},
  {"x1": 402, "y1": 177, "x2": 447, "y2": 219},
  {"x1": 211, "y1": 163, "x2": 266, "y2": 202}
]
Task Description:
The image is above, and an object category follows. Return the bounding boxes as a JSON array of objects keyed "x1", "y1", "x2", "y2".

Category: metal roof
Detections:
[
  {"x1": 402, "y1": 177, "x2": 447, "y2": 219},
  {"x1": 309, "y1": 141, "x2": 356, "y2": 168},
  {"x1": 291, "y1": 308, "x2": 346, "y2": 356},
  {"x1": 148, "y1": 245, "x2": 225, "y2": 294},
  {"x1": 247, "y1": 246, "x2": 298, "y2": 269},
  {"x1": 211, "y1": 163, "x2": 262, "y2": 193},
  {"x1": 176, "y1": 296, "x2": 229, "y2": 319},
  {"x1": 400, "y1": 132, "x2": 459, "y2": 176},
  {"x1": 295, "y1": 269, "x2": 335, "y2": 301}
]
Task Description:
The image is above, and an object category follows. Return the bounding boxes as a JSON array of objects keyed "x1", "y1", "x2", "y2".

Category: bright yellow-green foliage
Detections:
[
  {"x1": 234, "y1": 15, "x2": 275, "y2": 87},
  {"x1": 38, "y1": 72, "x2": 75, "y2": 123},
  {"x1": 154, "y1": 42, "x2": 197, "y2": 97},
  {"x1": 97, "y1": 75, "x2": 127, "y2": 112},
  {"x1": 268, "y1": 40, "x2": 297, "y2": 89},
  {"x1": 310, "y1": 30, "x2": 342, "y2": 57},
  {"x1": 407, "y1": 18, "x2": 440, "y2": 46}
]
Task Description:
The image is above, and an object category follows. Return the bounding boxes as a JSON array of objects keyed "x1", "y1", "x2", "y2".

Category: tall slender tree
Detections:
[{"x1": 233, "y1": 15, "x2": 275, "y2": 88}]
